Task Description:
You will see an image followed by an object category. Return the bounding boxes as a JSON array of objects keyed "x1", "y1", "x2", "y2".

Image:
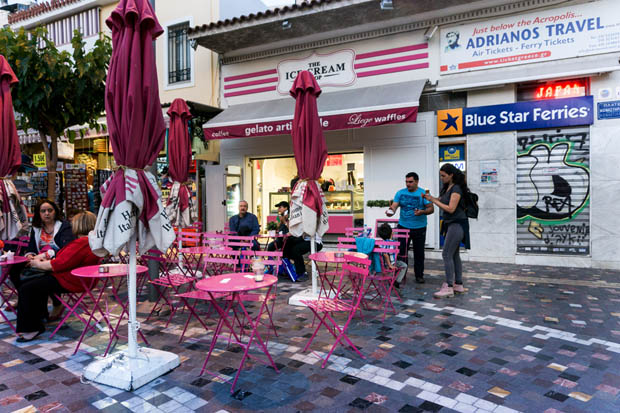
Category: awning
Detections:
[
  {"x1": 204, "y1": 79, "x2": 426, "y2": 139},
  {"x1": 437, "y1": 54, "x2": 620, "y2": 92}
]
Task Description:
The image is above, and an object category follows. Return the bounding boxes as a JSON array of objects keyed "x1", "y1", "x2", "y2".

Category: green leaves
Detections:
[
  {"x1": 366, "y1": 200, "x2": 393, "y2": 208},
  {"x1": 0, "y1": 26, "x2": 111, "y2": 138}
]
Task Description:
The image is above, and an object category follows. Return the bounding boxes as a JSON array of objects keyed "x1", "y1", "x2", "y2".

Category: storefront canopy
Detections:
[
  {"x1": 437, "y1": 54, "x2": 620, "y2": 92},
  {"x1": 204, "y1": 79, "x2": 426, "y2": 139}
]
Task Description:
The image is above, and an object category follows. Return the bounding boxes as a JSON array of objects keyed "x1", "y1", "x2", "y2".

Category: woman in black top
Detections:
[
  {"x1": 9, "y1": 200, "x2": 74, "y2": 318},
  {"x1": 423, "y1": 164, "x2": 470, "y2": 298}
]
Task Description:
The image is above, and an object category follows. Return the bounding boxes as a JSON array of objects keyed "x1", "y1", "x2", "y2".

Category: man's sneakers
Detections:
[
  {"x1": 415, "y1": 276, "x2": 425, "y2": 284},
  {"x1": 297, "y1": 273, "x2": 309, "y2": 282},
  {"x1": 433, "y1": 283, "x2": 454, "y2": 298}
]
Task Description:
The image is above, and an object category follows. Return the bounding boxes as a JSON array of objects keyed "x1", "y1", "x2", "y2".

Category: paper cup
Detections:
[{"x1": 254, "y1": 273, "x2": 264, "y2": 282}]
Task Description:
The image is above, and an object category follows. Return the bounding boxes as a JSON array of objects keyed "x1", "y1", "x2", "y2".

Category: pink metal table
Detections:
[
  {"x1": 0, "y1": 256, "x2": 29, "y2": 333},
  {"x1": 309, "y1": 251, "x2": 368, "y2": 299},
  {"x1": 196, "y1": 273, "x2": 279, "y2": 392},
  {"x1": 71, "y1": 264, "x2": 150, "y2": 356}
]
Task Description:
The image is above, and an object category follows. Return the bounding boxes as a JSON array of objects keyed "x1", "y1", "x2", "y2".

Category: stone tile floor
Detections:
[{"x1": 0, "y1": 259, "x2": 619, "y2": 412}]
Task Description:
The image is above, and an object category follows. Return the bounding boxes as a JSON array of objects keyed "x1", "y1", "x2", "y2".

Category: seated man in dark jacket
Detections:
[{"x1": 229, "y1": 200, "x2": 260, "y2": 250}]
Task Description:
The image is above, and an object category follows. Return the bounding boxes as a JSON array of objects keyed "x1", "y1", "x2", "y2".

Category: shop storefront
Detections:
[
  {"x1": 200, "y1": 31, "x2": 438, "y2": 242},
  {"x1": 435, "y1": 0, "x2": 620, "y2": 269},
  {"x1": 191, "y1": 0, "x2": 620, "y2": 268}
]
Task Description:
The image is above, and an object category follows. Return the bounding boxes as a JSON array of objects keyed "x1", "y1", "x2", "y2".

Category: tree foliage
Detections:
[{"x1": 0, "y1": 26, "x2": 112, "y2": 199}]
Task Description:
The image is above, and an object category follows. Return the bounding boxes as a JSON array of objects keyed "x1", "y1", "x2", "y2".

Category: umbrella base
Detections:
[{"x1": 83, "y1": 348, "x2": 180, "y2": 391}]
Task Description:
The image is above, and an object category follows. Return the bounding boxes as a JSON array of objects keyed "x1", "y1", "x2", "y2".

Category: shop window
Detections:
[
  {"x1": 167, "y1": 22, "x2": 191, "y2": 85},
  {"x1": 419, "y1": 92, "x2": 466, "y2": 113}
]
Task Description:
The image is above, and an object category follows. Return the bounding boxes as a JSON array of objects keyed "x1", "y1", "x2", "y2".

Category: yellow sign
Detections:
[
  {"x1": 443, "y1": 149, "x2": 461, "y2": 160},
  {"x1": 33, "y1": 153, "x2": 46, "y2": 168},
  {"x1": 437, "y1": 108, "x2": 463, "y2": 136}
]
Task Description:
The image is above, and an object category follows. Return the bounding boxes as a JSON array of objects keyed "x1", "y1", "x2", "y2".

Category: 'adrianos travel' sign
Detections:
[{"x1": 437, "y1": 96, "x2": 593, "y2": 136}]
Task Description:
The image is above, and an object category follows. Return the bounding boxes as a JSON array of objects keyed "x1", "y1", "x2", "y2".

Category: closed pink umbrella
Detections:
[
  {"x1": 89, "y1": 0, "x2": 174, "y2": 257},
  {"x1": 165, "y1": 98, "x2": 196, "y2": 228},
  {"x1": 288, "y1": 71, "x2": 329, "y2": 293},
  {"x1": 0, "y1": 55, "x2": 27, "y2": 240},
  {"x1": 85, "y1": 0, "x2": 177, "y2": 387}
]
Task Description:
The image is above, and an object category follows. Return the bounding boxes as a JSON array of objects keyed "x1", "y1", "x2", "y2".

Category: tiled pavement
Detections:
[{"x1": 1, "y1": 259, "x2": 619, "y2": 412}]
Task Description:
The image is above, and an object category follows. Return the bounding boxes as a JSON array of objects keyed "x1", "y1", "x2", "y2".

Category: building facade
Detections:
[{"x1": 190, "y1": 0, "x2": 620, "y2": 270}]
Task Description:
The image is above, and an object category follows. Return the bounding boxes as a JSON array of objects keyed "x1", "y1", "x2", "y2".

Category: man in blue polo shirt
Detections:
[{"x1": 387, "y1": 172, "x2": 434, "y2": 283}]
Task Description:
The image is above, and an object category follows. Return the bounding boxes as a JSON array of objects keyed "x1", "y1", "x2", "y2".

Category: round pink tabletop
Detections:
[
  {"x1": 178, "y1": 246, "x2": 211, "y2": 255},
  {"x1": 197, "y1": 273, "x2": 277, "y2": 293},
  {"x1": 0, "y1": 255, "x2": 29, "y2": 266},
  {"x1": 309, "y1": 251, "x2": 367, "y2": 264},
  {"x1": 71, "y1": 264, "x2": 149, "y2": 278}
]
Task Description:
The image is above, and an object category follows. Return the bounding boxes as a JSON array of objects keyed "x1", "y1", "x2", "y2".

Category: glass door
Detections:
[{"x1": 225, "y1": 166, "x2": 242, "y2": 221}]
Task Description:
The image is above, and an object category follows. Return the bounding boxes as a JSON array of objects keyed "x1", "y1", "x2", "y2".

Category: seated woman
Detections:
[
  {"x1": 9, "y1": 199, "x2": 74, "y2": 290},
  {"x1": 15, "y1": 211, "x2": 101, "y2": 342}
]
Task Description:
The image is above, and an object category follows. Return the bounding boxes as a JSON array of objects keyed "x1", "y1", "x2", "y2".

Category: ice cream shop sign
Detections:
[{"x1": 277, "y1": 50, "x2": 356, "y2": 94}]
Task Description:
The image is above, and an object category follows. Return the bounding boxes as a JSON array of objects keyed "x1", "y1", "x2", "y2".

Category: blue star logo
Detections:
[{"x1": 441, "y1": 113, "x2": 459, "y2": 131}]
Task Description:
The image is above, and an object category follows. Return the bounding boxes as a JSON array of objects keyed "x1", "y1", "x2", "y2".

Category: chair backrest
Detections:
[
  {"x1": 344, "y1": 227, "x2": 365, "y2": 237},
  {"x1": 373, "y1": 240, "x2": 401, "y2": 272},
  {"x1": 391, "y1": 228, "x2": 409, "y2": 241},
  {"x1": 2, "y1": 239, "x2": 28, "y2": 255},
  {"x1": 177, "y1": 228, "x2": 202, "y2": 247},
  {"x1": 202, "y1": 232, "x2": 228, "y2": 248},
  {"x1": 337, "y1": 236, "x2": 357, "y2": 251},
  {"x1": 240, "y1": 250, "x2": 283, "y2": 269},
  {"x1": 141, "y1": 249, "x2": 178, "y2": 278},
  {"x1": 225, "y1": 235, "x2": 255, "y2": 249},
  {"x1": 202, "y1": 248, "x2": 241, "y2": 276},
  {"x1": 341, "y1": 254, "x2": 371, "y2": 306}
]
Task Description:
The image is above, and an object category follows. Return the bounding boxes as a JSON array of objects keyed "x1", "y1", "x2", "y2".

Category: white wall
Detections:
[
  {"x1": 465, "y1": 86, "x2": 517, "y2": 263},
  {"x1": 588, "y1": 70, "x2": 620, "y2": 270}
]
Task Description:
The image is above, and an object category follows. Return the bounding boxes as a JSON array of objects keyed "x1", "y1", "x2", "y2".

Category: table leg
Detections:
[
  {"x1": 73, "y1": 278, "x2": 112, "y2": 355},
  {"x1": 200, "y1": 292, "x2": 241, "y2": 376}
]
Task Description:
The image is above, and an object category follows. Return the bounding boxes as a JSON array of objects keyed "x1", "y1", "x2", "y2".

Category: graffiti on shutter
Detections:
[{"x1": 516, "y1": 127, "x2": 590, "y2": 255}]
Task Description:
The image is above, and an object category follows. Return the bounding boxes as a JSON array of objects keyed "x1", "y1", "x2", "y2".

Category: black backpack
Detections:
[{"x1": 462, "y1": 190, "x2": 479, "y2": 219}]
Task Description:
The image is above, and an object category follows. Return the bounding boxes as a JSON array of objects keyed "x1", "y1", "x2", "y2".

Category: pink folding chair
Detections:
[
  {"x1": 366, "y1": 240, "x2": 402, "y2": 321},
  {"x1": 301, "y1": 254, "x2": 371, "y2": 368},
  {"x1": 176, "y1": 249, "x2": 241, "y2": 342},
  {"x1": 144, "y1": 250, "x2": 195, "y2": 328},
  {"x1": 391, "y1": 228, "x2": 410, "y2": 284},
  {"x1": 176, "y1": 229, "x2": 203, "y2": 277}
]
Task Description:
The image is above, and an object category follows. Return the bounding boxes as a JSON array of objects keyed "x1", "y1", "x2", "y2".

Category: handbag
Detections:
[{"x1": 20, "y1": 267, "x2": 52, "y2": 282}]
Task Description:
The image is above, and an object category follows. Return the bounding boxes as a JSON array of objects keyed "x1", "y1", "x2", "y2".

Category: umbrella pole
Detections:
[
  {"x1": 311, "y1": 240, "x2": 318, "y2": 295},
  {"x1": 127, "y1": 230, "x2": 138, "y2": 359}
]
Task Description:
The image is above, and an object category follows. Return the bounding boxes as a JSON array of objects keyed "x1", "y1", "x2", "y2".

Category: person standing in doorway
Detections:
[{"x1": 387, "y1": 172, "x2": 434, "y2": 283}]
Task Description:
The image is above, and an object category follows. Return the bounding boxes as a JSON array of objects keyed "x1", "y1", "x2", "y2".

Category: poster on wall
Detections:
[
  {"x1": 480, "y1": 161, "x2": 499, "y2": 186},
  {"x1": 516, "y1": 127, "x2": 590, "y2": 255},
  {"x1": 440, "y1": 0, "x2": 620, "y2": 74}
]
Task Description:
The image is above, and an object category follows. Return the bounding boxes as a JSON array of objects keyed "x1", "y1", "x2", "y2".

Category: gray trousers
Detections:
[
  {"x1": 442, "y1": 223, "x2": 464, "y2": 285},
  {"x1": 394, "y1": 260, "x2": 408, "y2": 283}
]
